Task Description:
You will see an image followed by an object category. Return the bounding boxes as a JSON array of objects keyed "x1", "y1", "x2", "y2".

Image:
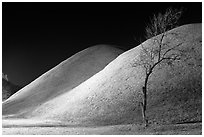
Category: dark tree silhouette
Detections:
[
  {"x1": 132, "y1": 8, "x2": 184, "y2": 127},
  {"x1": 2, "y1": 73, "x2": 21, "y2": 101}
]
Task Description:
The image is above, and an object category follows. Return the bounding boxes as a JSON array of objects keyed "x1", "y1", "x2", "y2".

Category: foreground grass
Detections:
[{"x1": 2, "y1": 122, "x2": 201, "y2": 135}]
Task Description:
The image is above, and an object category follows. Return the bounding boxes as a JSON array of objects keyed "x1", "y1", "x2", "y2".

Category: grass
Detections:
[{"x1": 2, "y1": 122, "x2": 202, "y2": 135}]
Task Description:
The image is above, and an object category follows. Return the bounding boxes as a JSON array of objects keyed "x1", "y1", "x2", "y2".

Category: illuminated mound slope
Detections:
[
  {"x1": 3, "y1": 45, "x2": 123, "y2": 117},
  {"x1": 28, "y1": 24, "x2": 201, "y2": 126}
]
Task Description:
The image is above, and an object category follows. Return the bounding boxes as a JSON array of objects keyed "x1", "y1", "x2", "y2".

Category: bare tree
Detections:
[{"x1": 132, "y1": 8, "x2": 184, "y2": 127}]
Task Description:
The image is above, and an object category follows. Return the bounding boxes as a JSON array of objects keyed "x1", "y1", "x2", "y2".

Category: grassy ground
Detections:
[{"x1": 2, "y1": 122, "x2": 202, "y2": 135}]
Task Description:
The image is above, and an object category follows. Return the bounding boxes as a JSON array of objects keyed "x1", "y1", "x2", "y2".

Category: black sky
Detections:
[{"x1": 2, "y1": 2, "x2": 202, "y2": 87}]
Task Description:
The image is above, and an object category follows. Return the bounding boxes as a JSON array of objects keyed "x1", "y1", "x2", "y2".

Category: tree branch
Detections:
[
  {"x1": 162, "y1": 42, "x2": 183, "y2": 58},
  {"x1": 158, "y1": 32, "x2": 165, "y2": 62}
]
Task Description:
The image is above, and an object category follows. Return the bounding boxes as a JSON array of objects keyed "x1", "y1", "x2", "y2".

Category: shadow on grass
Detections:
[
  {"x1": 175, "y1": 120, "x2": 202, "y2": 125},
  {"x1": 3, "y1": 124, "x2": 90, "y2": 128}
]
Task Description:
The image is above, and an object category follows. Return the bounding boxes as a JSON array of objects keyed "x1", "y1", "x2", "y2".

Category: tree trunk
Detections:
[{"x1": 142, "y1": 86, "x2": 148, "y2": 127}]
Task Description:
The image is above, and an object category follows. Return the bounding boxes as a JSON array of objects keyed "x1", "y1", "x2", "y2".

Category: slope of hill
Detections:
[
  {"x1": 25, "y1": 24, "x2": 201, "y2": 126},
  {"x1": 2, "y1": 75, "x2": 21, "y2": 101},
  {"x1": 2, "y1": 24, "x2": 201, "y2": 127},
  {"x1": 2, "y1": 45, "x2": 123, "y2": 117}
]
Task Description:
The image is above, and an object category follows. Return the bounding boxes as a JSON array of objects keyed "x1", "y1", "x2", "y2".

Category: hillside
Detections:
[
  {"x1": 28, "y1": 24, "x2": 201, "y2": 126},
  {"x1": 3, "y1": 45, "x2": 123, "y2": 117},
  {"x1": 2, "y1": 24, "x2": 202, "y2": 127}
]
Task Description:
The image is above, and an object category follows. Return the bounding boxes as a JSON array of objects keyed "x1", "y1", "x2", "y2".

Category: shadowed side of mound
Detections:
[
  {"x1": 29, "y1": 24, "x2": 201, "y2": 126},
  {"x1": 2, "y1": 45, "x2": 124, "y2": 117}
]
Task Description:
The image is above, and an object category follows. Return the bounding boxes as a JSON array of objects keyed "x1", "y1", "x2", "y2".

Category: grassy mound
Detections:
[
  {"x1": 3, "y1": 45, "x2": 123, "y2": 117},
  {"x1": 3, "y1": 24, "x2": 201, "y2": 127}
]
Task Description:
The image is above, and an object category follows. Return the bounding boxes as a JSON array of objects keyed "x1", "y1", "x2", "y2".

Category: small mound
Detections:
[
  {"x1": 2, "y1": 45, "x2": 124, "y2": 117},
  {"x1": 28, "y1": 24, "x2": 201, "y2": 126}
]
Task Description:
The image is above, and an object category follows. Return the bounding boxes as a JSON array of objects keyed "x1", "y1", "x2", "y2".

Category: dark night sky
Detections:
[{"x1": 2, "y1": 2, "x2": 202, "y2": 87}]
